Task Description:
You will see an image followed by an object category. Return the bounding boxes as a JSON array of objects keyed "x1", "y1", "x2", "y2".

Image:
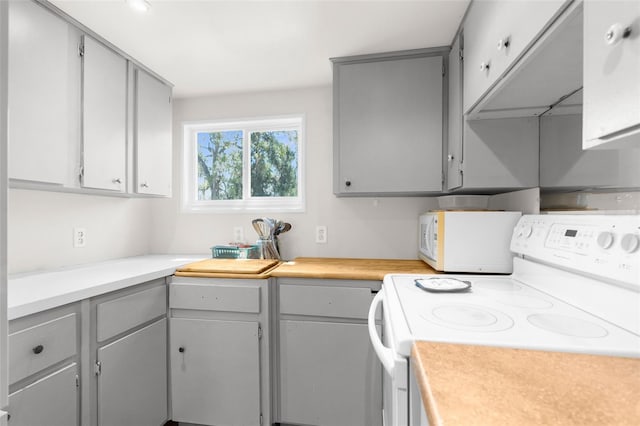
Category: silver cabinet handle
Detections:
[
  {"x1": 140, "y1": 182, "x2": 149, "y2": 188},
  {"x1": 112, "y1": 178, "x2": 121, "y2": 184},
  {"x1": 497, "y1": 37, "x2": 510, "y2": 50},
  {"x1": 605, "y1": 23, "x2": 631, "y2": 45},
  {"x1": 480, "y1": 61, "x2": 490, "y2": 71},
  {"x1": 447, "y1": 154, "x2": 454, "y2": 162}
]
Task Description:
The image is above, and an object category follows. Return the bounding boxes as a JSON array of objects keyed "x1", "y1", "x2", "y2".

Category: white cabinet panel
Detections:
[
  {"x1": 135, "y1": 69, "x2": 172, "y2": 196},
  {"x1": 8, "y1": 0, "x2": 74, "y2": 185},
  {"x1": 333, "y1": 52, "x2": 443, "y2": 195},
  {"x1": 97, "y1": 319, "x2": 167, "y2": 426},
  {"x1": 81, "y1": 35, "x2": 127, "y2": 191},
  {"x1": 8, "y1": 363, "x2": 79, "y2": 426},
  {"x1": 170, "y1": 318, "x2": 261, "y2": 426},
  {"x1": 279, "y1": 320, "x2": 382, "y2": 426},
  {"x1": 583, "y1": 0, "x2": 640, "y2": 149}
]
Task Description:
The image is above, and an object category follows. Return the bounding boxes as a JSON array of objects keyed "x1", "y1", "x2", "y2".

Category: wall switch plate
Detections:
[
  {"x1": 233, "y1": 226, "x2": 244, "y2": 243},
  {"x1": 73, "y1": 227, "x2": 86, "y2": 248},
  {"x1": 315, "y1": 225, "x2": 328, "y2": 244}
]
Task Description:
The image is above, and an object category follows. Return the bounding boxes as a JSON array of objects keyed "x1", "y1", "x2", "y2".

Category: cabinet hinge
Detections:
[
  {"x1": 78, "y1": 41, "x2": 84, "y2": 57},
  {"x1": 459, "y1": 47, "x2": 463, "y2": 61},
  {"x1": 258, "y1": 324, "x2": 263, "y2": 340},
  {"x1": 94, "y1": 361, "x2": 102, "y2": 376},
  {"x1": 79, "y1": 165, "x2": 84, "y2": 184},
  {"x1": 75, "y1": 375, "x2": 80, "y2": 387},
  {"x1": 260, "y1": 414, "x2": 263, "y2": 425},
  {"x1": 442, "y1": 62, "x2": 446, "y2": 77}
]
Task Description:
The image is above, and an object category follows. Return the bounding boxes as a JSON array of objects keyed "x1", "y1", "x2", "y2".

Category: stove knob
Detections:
[
  {"x1": 519, "y1": 225, "x2": 533, "y2": 239},
  {"x1": 596, "y1": 231, "x2": 614, "y2": 249},
  {"x1": 620, "y1": 233, "x2": 639, "y2": 254}
]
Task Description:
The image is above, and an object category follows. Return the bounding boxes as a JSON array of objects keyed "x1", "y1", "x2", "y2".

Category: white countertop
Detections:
[{"x1": 8, "y1": 254, "x2": 207, "y2": 320}]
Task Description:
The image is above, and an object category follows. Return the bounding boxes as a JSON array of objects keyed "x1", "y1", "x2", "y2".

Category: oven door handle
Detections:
[{"x1": 368, "y1": 290, "x2": 395, "y2": 376}]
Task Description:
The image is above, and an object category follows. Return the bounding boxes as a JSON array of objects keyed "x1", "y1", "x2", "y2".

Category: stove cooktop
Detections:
[{"x1": 385, "y1": 273, "x2": 640, "y2": 358}]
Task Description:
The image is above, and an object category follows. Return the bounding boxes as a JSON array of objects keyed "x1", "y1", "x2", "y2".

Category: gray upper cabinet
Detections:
[
  {"x1": 582, "y1": 0, "x2": 640, "y2": 150},
  {"x1": 134, "y1": 68, "x2": 172, "y2": 197},
  {"x1": 81, "y1": 35, "x2": 127, "y2": 192},
  {"x1": 462, "y1": 0, "x2": 572, "y2": 117},
  {"x1": 8, "y1": 0, "x2": 77, "y2": 185},
  {"x1": 332, "y1": 50, "x2": 445, "y2": 196},
  {"x1": 447, "y1": 33, "x2": 463, "y2": 191}
]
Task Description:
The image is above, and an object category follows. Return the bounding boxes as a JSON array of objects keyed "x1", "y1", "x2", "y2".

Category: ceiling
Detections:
[{"x1": 50, "y1": 0, "x2": 470, "y2": 98}]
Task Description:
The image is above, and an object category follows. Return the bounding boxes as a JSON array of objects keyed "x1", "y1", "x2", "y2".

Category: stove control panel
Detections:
[{"x1": 511, "y1": 215, "x2": 640, "y2": 288}]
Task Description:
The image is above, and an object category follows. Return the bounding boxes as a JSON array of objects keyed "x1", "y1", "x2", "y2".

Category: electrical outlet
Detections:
[
  {"x1": 315, "y1": 225, "x2": 328, "y2": 244},
  {"x1": 73, "y1": 227, "x2": 86, "y2": 248},
  {"x1": 233, "y1": 226, "x2": 244, "y2": 243}
]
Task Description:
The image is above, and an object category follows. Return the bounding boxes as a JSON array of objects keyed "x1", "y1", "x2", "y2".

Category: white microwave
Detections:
[{"x1": 418, "y1": 210, "x2": 522, "y2": 273}]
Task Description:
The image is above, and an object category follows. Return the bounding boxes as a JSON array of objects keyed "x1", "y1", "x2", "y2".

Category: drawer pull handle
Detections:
[
  {"x1": 32, "y1": 344, "x2": 44, "y2": 355},
  {"x1": 178, "y1": 346, "x2": 185, "y2": 353}
]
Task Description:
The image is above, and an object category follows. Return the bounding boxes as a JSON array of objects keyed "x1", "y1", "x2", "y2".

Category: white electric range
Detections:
[{"x1": 368, "y1": 214, "x2": 640, "y2": 426}]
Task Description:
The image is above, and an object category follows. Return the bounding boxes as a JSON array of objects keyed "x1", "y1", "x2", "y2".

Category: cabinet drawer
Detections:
[
  {"x1": 170, "y1": 283, "x2": 260, "y2": 313},
  {"x1": 280, "y1": 285, "x2": 375, "y2": 319},
  {"x1": 9, "y1": 313, "x2": 77, "y2": 385},
  {"x1": 97, "y1": 284, "x2": 166, "y2": 342}
]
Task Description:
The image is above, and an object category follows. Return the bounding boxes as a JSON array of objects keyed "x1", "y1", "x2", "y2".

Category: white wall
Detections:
[
  {"x1": 7, "y1": 189, "x2": 152, "y2": 274},
  {"x1": 149, "y1": 86, "x2": 438, "y2": 260}
]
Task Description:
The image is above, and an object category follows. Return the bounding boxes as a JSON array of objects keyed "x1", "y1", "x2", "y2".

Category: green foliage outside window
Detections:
[{"x1": 197, "y1": 129, "x2": 298, "y2": 201}]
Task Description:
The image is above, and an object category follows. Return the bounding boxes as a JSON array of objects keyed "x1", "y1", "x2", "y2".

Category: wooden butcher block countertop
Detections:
[
  {"x1": 175, "y1": 258, "x2": 280, "y2": 279},
  {"x1": 411, "y1": 342, "x2": 640, "y2": 426},
  {"x1": 271, "y1": 257, "x2": 438, "y2": 280}
]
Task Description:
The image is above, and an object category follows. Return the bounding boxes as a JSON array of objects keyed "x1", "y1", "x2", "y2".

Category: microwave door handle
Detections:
[
  {"x1": 426, "y1": 218, "x2": 434, "y2": 256},
  {"x1": 368, "y1": 291, "x2": 395, "y2": 376}
]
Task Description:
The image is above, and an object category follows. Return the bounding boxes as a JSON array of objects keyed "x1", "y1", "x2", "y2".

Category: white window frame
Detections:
[{"x1": 182, "y1": 115, "x2": 305, "y2": 213}]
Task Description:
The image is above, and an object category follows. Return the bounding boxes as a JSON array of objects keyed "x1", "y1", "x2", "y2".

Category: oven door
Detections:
[{"x1": 368, "y1": 290, "x2": 409, "y2": 426}]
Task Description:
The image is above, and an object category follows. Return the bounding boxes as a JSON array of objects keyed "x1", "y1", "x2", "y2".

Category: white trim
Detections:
[{"x1": 182, "y1": 114, "x2": 305, "y2": 213}]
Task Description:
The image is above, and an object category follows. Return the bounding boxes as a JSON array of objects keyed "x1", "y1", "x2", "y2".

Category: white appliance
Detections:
[
  {"x1": 418, "y1": 211, "x2": 522, "y2": 273},
  {"x1": 371, "y1": 214, "x2": 640, "y2": 426}
]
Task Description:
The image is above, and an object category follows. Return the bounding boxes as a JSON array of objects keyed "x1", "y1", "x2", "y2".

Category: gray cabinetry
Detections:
[
  {"x1": 276, "y1": 279, "x2": 382, "y2": 426},
  {"x1": 81, "y1": 35, "x2": 127, "y2": 192},
  {"x1": 134, "y1": 68, "x2": 172, "y2": 197},
  {"x1": 8, "y1": 304, "x2": 81, "y2": 426},
  {"x1": 332, "y1": 50, "x2": 445, "y2": 196},
  {"x1": 447, "y1": 33, "x2": 463, "y2": 191},
  {"x1": 7, "y1": 0, "x2": 77, "y2": 185},
  {"x1": 540, "y1": 113, "x2": 640, "y2": 189},
  {"x1": 92, "y1": 279, "x2": 168, "y2": 426},
  {"x1": 462, "y1": 0, "x2": 568, "y2": 114},
  {"x1": 583, "y1": 0, "x2": 640, "y2": 149},
  {"x1": 169, "y1": 277, "x2": 271, "y2": 426}
]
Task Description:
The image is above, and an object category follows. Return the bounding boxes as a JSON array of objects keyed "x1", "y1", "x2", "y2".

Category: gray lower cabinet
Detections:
[
  {"x1": 96, "y1": 319, "x2": 167, "y2": 426},
  {"x1": 7, "y1": 304, "x2": 81, "y2": 426},
  {"x1": 8, "y1": 363, "x2": 79, "y2": 426},
  {"x1": 93, "y1": 279, "x2": 169, "y2": 426},
  {"x1": 170, "y1": 318, "x2": 260, "y2": 425},
  {"x1": 169, "y1": 277, "x2": 271, "y2": 426},
  {"x1": 276, "y1": 279, "x2": 382, "y2": 426}
]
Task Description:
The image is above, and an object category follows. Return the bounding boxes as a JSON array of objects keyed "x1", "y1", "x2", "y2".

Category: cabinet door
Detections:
[
  {"x1": 463, "y1": 0, "x2": 567, "y2": 113},
  {"x1": 8, "y1": 0, "x2": 73, "y2": 185},
  {"x1": 279, "y1": 320, "x2": 382, "y2": 426},
  {"x1": 135, "y1": 69, "x2": 172, "y2": 196},
  {"x1": 583, "y1": 0, "x2": 640, "y2": 149},
  {"x1": 81, "y1": 35, "x2": 127, "y2": 191},
  {"x1": 97, "y1": 319, "x2": 167, "y2": 426},
  {"x1": 334, "y1": 54, "x2": 443, "y2": 195},
  {"x1": 447, "y1": 33, "x2": 463, "y2": 190},
  {"x1": 170, "y1": 318, "x2": 261, "y2": 426},
  {"x1": 8, "y1": 363, "x2": 79, "y2": 426}
]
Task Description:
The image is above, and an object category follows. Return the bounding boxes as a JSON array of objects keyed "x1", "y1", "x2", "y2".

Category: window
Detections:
[{"x1": 183, "y1": 115, "x2": 304, "y2": 212}]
